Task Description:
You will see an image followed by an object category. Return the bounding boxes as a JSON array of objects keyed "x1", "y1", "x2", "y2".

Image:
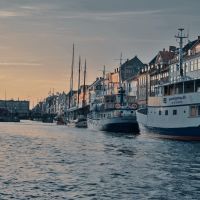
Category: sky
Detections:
[{"x1": 0, "y1": 0, "x2": 200, "y2": 106}]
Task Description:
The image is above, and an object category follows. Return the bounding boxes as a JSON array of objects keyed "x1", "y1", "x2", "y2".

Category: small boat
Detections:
[
  {"x1": 75, "y1": 115, "x2": 87, "y2": 128},
  {"x1": 87, "y1": 94, "x2": 139, "y2": 133}
]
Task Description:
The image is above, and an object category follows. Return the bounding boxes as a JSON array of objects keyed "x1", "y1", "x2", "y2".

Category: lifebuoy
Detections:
[
  {"x1": 115, "y1": 103, "x2": 121, "y2": 109},
  {"x1": 129, "y1": 103, "x2": 138, "y2": 110}
]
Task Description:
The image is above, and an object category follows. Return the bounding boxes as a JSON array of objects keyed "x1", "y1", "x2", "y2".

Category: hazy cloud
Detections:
[
  {"x1": 0, "y1": 62, "x2": 42, "y2": 66},
  {"x1": 0, "y1": 10, "x2": 26, "y2": 18}
]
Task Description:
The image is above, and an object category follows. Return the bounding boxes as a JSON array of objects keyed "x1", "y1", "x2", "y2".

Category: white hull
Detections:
[{"x1": 136, "y1": 92, "x2": 200, "y2": 138}]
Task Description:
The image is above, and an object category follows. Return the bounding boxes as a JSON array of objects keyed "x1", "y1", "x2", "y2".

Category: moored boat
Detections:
[
  {"x1": 136, "y1": 28, "x2": 200, "y2": 139},
  {"x1": 87, "y1": 94, "x2": 139, "y2": 133}
]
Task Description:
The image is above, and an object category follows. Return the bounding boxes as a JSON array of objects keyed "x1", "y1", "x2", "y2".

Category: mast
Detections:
[
  {"x1": 119, "y1": 52, "x2": 123, "y2": 88},
  {"x1": 119, "y1": 53, "x2": 124, "y2": 105},
  {"x1": 69, "y1": 43, "x2": 75, "y2": 109},
  {"x1": 77, "y1": 56, "x2": 81, "y2": 108},
  {"x1": 4, "y1": 89, "x2": 7, "y2": 108},
  {"x1": 83, "y1": 59, "x2": 87, "y2": 107},
  {"x1": 103, "y1": 65, "x2": 106, "y2": 96},
  {"x1": 70, "y1": 43, "x2": 75, "y2": 92},
  {"x1": 175, "y1": 28, "x2": 188, "y2": 77}
]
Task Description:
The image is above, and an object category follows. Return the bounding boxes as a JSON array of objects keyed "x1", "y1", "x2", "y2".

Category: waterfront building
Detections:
[
  {"x1": 169, "y1": 36, "x2": 200, "y2": 82},
  {"x1": 149, "y1": 48, "x2": 175, "y2": 96},
  {"x1": 121, "y1": 56, "x2": 145, "y2": 82},
  {"x1": 0, "y1": 100, "x2": 29, "y2": 119},
  {"x1": 105, "y1": 69, "x2": 119, "y2": 95},
  {"x1": 88, "y1": 77, "x2": 104, "y2": 103},
  {"x1": 137, "y1": 65, "x2": 149, "y2": 107},
  {"x1": 55, "y1": 92, "x2": 68, "y2": 116}
]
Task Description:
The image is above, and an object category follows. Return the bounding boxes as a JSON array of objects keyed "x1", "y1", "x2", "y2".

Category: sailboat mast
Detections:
[
  {"x1": 78, "y1": 56, "x2": 81, "y2": 107},
  {"x1": 69, "y1": 43, "x2": 75, "y2": 109},
  {"x1": 119, "y1": 52, "x2": 123, "y2": 88},
  {"x1": 70, "y1": 43, "x2": 75, "y2": 91},
  {"x1": 103, "y1": 65, "x2": 106, "y2": 96},
  {"x1": 83, "y1": 59, "x2": 87, "y2": 107}
]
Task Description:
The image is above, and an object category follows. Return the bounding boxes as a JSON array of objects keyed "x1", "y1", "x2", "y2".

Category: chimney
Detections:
[
  {"x1": 163, "y1": 48, "x2": 165, "y2": 52},
  {"x1": 169, "y1": 46, "x2": 176, "y2": 52}
]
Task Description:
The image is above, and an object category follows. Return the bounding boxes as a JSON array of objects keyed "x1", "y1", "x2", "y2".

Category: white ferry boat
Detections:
[
  {"x1": 137, "y1": 29, "x2": 200, "y2": 139},
  {"x1": 87, "y1": 93, "x2": 139, "y2": 133},
  {"x1": 136, "y1": 79, "x2": 200, "y2": 139}
]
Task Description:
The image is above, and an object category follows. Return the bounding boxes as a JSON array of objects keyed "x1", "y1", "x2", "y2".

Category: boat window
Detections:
[
  {"x1": 165, "y1": 110, "x2": 168, "y2": 115},
  {"x1": 190, "y1": 106, "x2": 197, "y2": 117},
  {"x1": 173, "y1": 110, "x2": 177, "y2": 115}
]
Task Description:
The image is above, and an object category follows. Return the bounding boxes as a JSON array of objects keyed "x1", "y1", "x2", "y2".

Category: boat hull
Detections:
[
  {"x1": 136, "y1": 110, "x2": 200, "y2": 139},
  {"x1": 87, "y1": 116, "x2": 139, "y2": 133},
  {"x1": 139, "y1": 123, "x2": 200, "y2": 140}
]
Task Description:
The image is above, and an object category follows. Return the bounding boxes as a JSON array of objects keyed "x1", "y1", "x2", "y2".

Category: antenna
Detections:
[
  {"x1": 187, "y1": 25, "x2": 190, "y2": 43},
  {"x1": 175, "y1": 28, "x2": 188, "y2": 77}
]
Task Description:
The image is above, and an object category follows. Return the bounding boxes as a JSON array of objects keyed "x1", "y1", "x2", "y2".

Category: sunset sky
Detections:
[{"x1": 0, "y1": 0, "x2": 200, "y2": 106}]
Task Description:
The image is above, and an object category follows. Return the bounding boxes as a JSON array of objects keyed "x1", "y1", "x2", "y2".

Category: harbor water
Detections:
[{"x1": 0, "y1": 121, "x2": 200, "y2": 199}]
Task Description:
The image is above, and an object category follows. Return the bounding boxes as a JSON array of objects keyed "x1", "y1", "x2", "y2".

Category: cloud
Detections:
[
  {"x1": 58, "y1": 9, "x2": 162, "y2": 21},
  {"x1": 0, "y1": 10, "x2": 26, "y2": 18},
  {"x1": 0, "y1": 62, "x2": 42, "y2": 66}
]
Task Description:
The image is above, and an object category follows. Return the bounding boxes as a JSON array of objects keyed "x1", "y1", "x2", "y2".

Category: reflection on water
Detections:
[{"x1": 0, "y1": 121, "x2": 200, "y2": 199}]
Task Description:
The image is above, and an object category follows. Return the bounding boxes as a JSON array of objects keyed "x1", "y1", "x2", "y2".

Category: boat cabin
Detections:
[{"x1": 154, "y1": 78, "x2": 200, "y2": 97}]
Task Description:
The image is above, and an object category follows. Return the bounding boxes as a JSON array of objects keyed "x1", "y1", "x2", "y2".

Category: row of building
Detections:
[
  {"x1": 32, "y1": 35, "x2": 200, "y2": 117},
  {"x1": 0, "y1": 100, "x2": 29, "y2": 119}
]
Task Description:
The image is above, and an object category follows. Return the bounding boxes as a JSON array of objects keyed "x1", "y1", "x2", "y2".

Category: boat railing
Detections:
[{"x1": 137, "y1": 108, "x2": 148, "y2": 115}]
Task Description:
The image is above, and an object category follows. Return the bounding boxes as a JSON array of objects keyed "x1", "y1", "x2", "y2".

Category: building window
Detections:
[
  {"x1": 159, "y1": 110, "x2": 161, "y2": 115},
  {"x1": 185, "y1": 62, "x2": 189, "y2": 72},
  {"x1": 194, "y1": 59, "x2": 198, "y2": 71},
  {"x1": 165, "y1": 110, "x2": 168, "y2": 115},
  {"x1": 191, "y1": 61, "x2": 194, "y2": 71},
  {"x1": 173, "y1": 110, "x2": 177, "y2": 115}
]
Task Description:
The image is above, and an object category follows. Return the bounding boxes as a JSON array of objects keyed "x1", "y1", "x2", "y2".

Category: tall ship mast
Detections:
[
  {"x1": 136, "y1": 28, "x2": 200, "y2": 140},
  {"x1": 69, "y1": 43, "x2": 75, "y2": 109}
]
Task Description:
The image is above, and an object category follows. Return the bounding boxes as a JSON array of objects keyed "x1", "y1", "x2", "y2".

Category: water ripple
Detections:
[{"x1": 0, "y1": 121, "x2": 200, "y2": 199}]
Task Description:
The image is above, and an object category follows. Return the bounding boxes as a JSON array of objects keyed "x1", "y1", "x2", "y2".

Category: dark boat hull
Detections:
[
  {"x1": 139, "y1": 124, "x2": 200, "y2": 140},
  {"x1": 88, "y1": 116, "x2": 139, "y2": 133}
]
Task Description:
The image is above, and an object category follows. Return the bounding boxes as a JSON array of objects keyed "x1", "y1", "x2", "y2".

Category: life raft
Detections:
[{"x1": 129, "y1": 103, "x2": 138, "y2": 110}]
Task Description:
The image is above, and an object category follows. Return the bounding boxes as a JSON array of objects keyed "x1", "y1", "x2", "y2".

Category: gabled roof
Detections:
[
  {"x1": 121, "y1": 56, "x2": 144, "y2": 68},
  {"x1": 149, "y1": 50, "x2": 175, "y2": 65},
  {"x1": 183, "y1": 39, "x2": 198, "y2": 52},
  {"x1": 88, "y1": 77, "x2": 103, "y2": 88},
  {"x1": 149, "y1": 55, "x2": 157, "y2": 65},
  {"x1": 158, "y1": 51, "x2": 175, "y2": 63}
]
